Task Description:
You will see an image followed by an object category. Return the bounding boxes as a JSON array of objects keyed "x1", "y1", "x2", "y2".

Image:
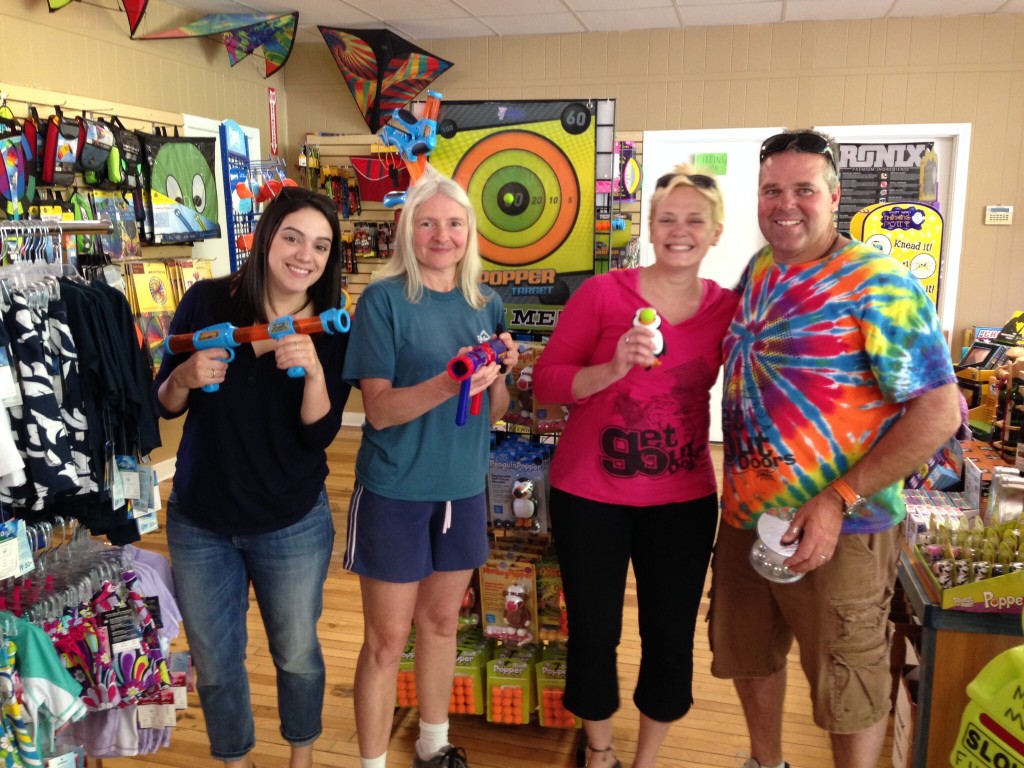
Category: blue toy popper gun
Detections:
[
  {"x1": 379, "y1": 90, "x2": 443, "y2": 209},
  {"x1": 163, "y1": 302, "x2": 351, "y2": 392},
  {"x1": 446, "y1": 333, "x2": 509, "y2": 426}
]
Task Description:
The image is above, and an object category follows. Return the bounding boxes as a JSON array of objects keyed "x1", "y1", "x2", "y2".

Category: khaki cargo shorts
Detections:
[{"x1": 708, "y1": 520, "x2": 901, "y2": 734}]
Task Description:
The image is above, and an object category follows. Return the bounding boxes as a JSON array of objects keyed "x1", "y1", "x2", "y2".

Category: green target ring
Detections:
[{"x1": 478, "y1": 159, "x2": 548, "y2": 235}]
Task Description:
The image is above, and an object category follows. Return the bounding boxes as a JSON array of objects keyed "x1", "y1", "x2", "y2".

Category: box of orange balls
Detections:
[
  {"x1": 536, "y1": 658, "x2": 581, "y2": 729},
  {"x1": 395, "y1": 630, "x2": 419, "y2": 708},
  {"x1": 486, "y1": 645, "x2": 540, "y2": 725},
  {"x1": 449, "y1": 628, "x2": 492, "y2": 716}
]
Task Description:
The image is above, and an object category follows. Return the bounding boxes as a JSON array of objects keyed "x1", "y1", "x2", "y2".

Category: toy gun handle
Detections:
[
  {"x1": 161, "y1": 322, "x2": 241, "y2": 393},
  {"x1": 455, "y1": 379, "x2": 472, "y2": 427},
  {"x1": 267, "y1": 315, "x2": 305, "y2": 379},
  {"x1": 267, "y1": 299, "x2": 353, "y2": 379}
]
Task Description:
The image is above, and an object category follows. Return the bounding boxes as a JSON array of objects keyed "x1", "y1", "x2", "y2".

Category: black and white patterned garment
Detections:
[
  {"x1": 0, "y1": 289, "x2": 79, "y2": 511},
  {"x1": 47, "y1": 295, "x2": 98, "y2": 495}
]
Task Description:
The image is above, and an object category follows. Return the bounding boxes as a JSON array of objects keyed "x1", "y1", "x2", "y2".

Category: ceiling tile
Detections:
[
  {"x1": 390, "y1": 17, "x2": 499, "y2": 39},
  {"x1": 483, "y1": 12, "x2": 588, "y2": 35},
  {"x1": 294, "y1": 0, "x2": 380, "y2": 26},
  {"x1": 459, "y1": 0, "x2": 572, "y2": 14},
  {"x1": 566, "y1": 0, "x2": 672, "y2": 9},
  {"x1": 343, "y1": 0, "x2": 472, "y2": 21},
  {"x1": 577, "y1": 7, "x2": 680, "y2": 31},
  {"x1": 679, "y1": 1, "x2": 782, "y2": 26},
  {"x1": 786, "y1": 0, "x2": 894, "y2": 22},
  {"x1": 675, "y1": 0, "x2": 776, "y2": 4},
  {"x1": 298, "y1": 0, "x2": 382, "y2": 24},
  {"x1": 888, "y1": 0, "x2": 1006, "y2": 17}
]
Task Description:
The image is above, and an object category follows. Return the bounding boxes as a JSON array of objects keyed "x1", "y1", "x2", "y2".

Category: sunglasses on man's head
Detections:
[
  {"x1": 759, "y1": 131, "x2": 838, "y2": 173},
  {"x1": 655, "y1": 172, "x2": 717, "y2": 190}
]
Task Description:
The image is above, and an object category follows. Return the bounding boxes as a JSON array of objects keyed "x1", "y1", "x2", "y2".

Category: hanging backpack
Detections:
[
  {"x1": 77, "y1": 117, "x2": 115, "y2": 185},
  {"x1": 136, "y1": 128, "x2": 221, "y2": 245},
  {"x1": 106, "y1": 117, "x2": 144, "y2": 190},
  {"x1": 40, "y1": 106, "x2": 79, "y2": 186},
  {"x1": 0, "y1": 118, "x2": 35, "y2": 220},
  {"x1": 69, "y1": 190, "x2": 98, "y2": 256}
]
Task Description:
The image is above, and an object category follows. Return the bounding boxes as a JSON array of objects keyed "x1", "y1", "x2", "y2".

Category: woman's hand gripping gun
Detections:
[{"x1": 446, "y1": 332, "x2": 509, "y2": 426}]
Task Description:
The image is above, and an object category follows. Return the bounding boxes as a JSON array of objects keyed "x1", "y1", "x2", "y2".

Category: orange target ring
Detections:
[{"x1": 452, "y1": 130, "x2": 580, "y2": 266}]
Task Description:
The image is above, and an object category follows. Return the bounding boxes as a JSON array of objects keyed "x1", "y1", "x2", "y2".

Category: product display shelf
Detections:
[
  {"x1": 302, "y1": 133, "x2": 399, "y2": 307},
  {"x1": 303, "y1": 132, "x2": 400, "y2": 230},
  {"x1": 896, "y1": 546, "x2": 1021, "y2": 767}
]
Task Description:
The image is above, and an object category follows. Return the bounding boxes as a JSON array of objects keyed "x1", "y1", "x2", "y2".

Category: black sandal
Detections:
[{"x1": 586, "y1": 744, "x2": 623, "y2": 768}]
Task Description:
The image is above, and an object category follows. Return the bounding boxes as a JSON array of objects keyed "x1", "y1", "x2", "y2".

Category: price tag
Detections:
[
  {"x1": 97, "y1": 606, "x2": 142, "y2": 654},
  {"x1": 116, "y1": 455, "x2": 141, "y2": 500},
  {"x1": 44, "y1": 750, "x2": 82, "y2": 768},
  {"x1": 172, "y1": 685, "x2": 188, "y2": 710},
  {"x1": 137, "y1": 702, "x2": 176, "y2": 729},
  {"x1": 0, "y1": 521, "x2": 21, "y2": 580},
  {"x1": 0, "y1": 348, "x2": 19, "y2": 404},
  {"x1": 14, "y1": 519, "x2": 34, "y2": 577}
]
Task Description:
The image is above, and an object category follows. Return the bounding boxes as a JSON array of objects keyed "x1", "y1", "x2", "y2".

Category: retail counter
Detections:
[{"x1": 896, "y1": 547, "x2": 1022, "y2": 767}]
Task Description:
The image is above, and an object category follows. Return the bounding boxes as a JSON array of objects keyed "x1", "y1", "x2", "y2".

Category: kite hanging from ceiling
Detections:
[
  {"x1": 140, "y1": 12, "x2": 298, "y2": 78},
  {"x1": 318, "y1": 27, "x2": 454, "y2": 132},
  {"x1": 46, "y1": 0, "x2": 150, "y2": 37}
]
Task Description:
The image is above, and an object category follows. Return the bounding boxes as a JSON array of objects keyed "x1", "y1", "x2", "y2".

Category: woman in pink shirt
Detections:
[{"x1": 533, "y1": 166, "x2": 738, "y2": 768}]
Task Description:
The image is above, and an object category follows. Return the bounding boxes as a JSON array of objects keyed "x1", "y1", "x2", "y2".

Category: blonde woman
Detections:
[
  {"x1": 342, "y1": 171, "x2": 517, "y2": 768},
  {"x1": 534, "y1": 166, "x2": 738, "y2": 768}
]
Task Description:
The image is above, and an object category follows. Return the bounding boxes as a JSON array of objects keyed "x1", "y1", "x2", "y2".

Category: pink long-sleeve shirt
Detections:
[{"x1": 533, "y1": 268, "x2": 738, "y2": 507}]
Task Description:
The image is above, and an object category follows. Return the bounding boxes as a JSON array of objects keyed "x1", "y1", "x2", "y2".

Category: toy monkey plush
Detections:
[
  {"x1": 515, "y1": 366, "x2": 534, "y2": 420},
  {"x1": 503, "y1": 583, "x2": 533, "y2": 644}
]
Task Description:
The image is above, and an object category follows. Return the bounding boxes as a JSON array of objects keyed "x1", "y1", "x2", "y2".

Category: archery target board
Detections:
[{"x1": 431, "y1": 101, "x2": 596, "y2": 274}]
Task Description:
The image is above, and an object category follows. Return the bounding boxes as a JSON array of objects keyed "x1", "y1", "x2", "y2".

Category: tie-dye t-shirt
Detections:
[{"x1": 720, "y1": 239, "x2": 956, "y2": 533}]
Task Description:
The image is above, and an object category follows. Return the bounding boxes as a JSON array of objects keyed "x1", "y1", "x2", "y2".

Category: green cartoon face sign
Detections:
[{"x1": 151, "y1": 142, "x2": 218, "y2": 223}]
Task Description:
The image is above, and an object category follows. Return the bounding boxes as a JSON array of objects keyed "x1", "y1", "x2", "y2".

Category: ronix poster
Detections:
[{"x1": 839, "y1": 142, "x2": 944, "y2": 306}]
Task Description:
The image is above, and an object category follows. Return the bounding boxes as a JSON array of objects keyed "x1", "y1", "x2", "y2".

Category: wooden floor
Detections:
[{"x1": 103, "y1": 427, "x2": 894, "y2": 768}]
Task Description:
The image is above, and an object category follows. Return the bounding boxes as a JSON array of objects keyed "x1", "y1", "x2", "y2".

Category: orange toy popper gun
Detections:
[{"x1": 163, "y1": 295, "x2": 351, "y2": 393}]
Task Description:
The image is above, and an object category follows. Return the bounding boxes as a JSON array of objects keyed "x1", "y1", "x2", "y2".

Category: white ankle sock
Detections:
[
  {"x1": 416, "y1": 719, "x2": 449, "y2": 759},
  {"x1": 360, "y1": 753, "x2": 386, "y2": 768}
]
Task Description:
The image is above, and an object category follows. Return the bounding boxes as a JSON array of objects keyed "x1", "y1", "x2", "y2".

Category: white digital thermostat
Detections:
[{"x1": 984, "y1": 205, "x2": 1014, "y2": 225}]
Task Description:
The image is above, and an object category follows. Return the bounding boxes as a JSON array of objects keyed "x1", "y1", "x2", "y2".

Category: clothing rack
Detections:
[{"x1": 0, "y1": 219, "x2": 114, "y2": 235}]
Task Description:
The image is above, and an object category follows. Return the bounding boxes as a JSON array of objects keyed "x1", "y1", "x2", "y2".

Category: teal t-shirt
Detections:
[{"x1": 343, "y1": 277, "x2": 505, "y2": 501}]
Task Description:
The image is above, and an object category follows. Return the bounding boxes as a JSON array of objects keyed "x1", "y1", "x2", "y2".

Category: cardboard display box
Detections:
[
  {"x1": 913, "y1": 545, "x2": 1024, "y2": 613},
  {"x1": 891, "y1": 666, "x2": 919, "y2": 768}
]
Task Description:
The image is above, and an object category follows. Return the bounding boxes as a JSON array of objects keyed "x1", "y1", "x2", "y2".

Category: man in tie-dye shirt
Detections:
[{"x1": 708, "y1": 129, "x2": 960, "y2": 768}]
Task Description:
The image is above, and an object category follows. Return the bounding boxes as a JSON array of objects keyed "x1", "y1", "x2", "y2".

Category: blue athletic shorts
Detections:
[{"x1": 343, "y1": 483, "x2": 490, "y2": 583}]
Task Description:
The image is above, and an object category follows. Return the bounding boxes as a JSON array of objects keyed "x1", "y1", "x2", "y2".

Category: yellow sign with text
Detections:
[{"x1": 852, "y1": 202, "x2": 944, "y2": 307}]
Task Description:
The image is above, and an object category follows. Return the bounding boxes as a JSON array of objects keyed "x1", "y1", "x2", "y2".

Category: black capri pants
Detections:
[
  {"x1": 549, "y1": 488, "x2": 719, "y2": 723},
  {"x1": 548, "y1": 489, "x2": 716, "y2": 724}
]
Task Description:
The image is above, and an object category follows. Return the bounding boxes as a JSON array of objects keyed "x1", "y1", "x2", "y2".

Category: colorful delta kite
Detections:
[
  {"x1": 47, "y1": 0, "x2": 150, "y2": 37},
  {"x1": 141, "y1": 12, "x2": 298, "y2": 78},
  {"x1": 319, "y1": 27, "x2": 453, "y2": 132}
]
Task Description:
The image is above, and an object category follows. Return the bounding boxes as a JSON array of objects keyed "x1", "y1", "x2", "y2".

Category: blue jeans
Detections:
[{"x1": 166, "y1": 488, "x2": 335, "y2": 760}]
